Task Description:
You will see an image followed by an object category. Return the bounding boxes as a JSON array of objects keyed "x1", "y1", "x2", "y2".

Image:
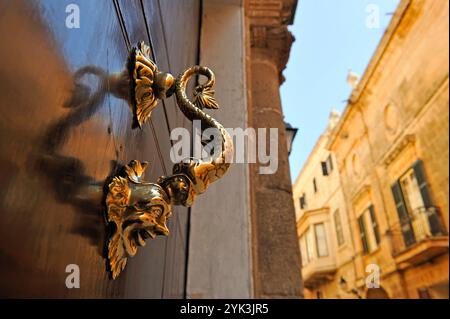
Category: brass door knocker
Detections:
[{"x1": 106, "y1": 42, "x2": 233, "y2": 279}]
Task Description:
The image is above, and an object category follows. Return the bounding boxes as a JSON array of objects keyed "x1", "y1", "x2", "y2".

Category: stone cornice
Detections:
[
  {"x1": 246, "y1": 0, "x2": 298, "y2": 83},
  {"x1": 246, "y1": 0, "x2": 297, "y2": 26},
  {"x1": 382, "y1": 134, "x2": 416, "y2": 167}
]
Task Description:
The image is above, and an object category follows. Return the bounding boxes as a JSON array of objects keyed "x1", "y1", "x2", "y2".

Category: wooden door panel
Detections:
[
  {"x1": 139, "y1": 0, "x2": 201, "y2": 298},
  {"x1": 0, "y1": 0, "x2": 130, "y2": 298},
  {"x1": 114, "y1": 0, "x2": 174, "y2": 298},
  {"x1": 116, "y1": 0, "x2": 200, "y2": 298},
  {"x1": 0, "y1": 0, "x2": 199, "y2": 298}
]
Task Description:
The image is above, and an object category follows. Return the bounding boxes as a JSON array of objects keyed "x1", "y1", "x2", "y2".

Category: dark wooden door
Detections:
[{"x1": 0, "y1": 0, "x2": 200, "y2": 298}]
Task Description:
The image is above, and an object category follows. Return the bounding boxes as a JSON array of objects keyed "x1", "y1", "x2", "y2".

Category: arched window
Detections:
[{"x1": 366, "y1": 286, "x2": 390, "y2": 299}]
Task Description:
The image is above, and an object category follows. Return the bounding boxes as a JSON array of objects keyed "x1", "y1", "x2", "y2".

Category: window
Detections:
[
  {"x1": 300, "y1": 228, "x2": 314, "y2": 266},
  {"x1": 334, "y1": 210, "x2": 345, "y2": 246},
  {"x1": 313, "y1": 178, "x2": 318, "y2": 193},
  {"x1": 299, "y1": 235, "x2": 309, "y2": 266},
  {"x1": 321, "y1": 162, "x2": 328, "y2": 176},
  {"x1": 314, "y1": 223, "x2": 329, "y2": 257},
  {"x1": 357, "y1": 205, "x2": 380, "y2": 254},
  {"x1": 321, "y1": 155, "x2": 334, "y2": 176},
  {"x1": 306, "y1": 227, "x2": 315, "y2": 260},
  {"x1": 299, "y1": 227, "x2": 314, "y2": 266},
  {"x1": 391, "y1": 160, "x2": 441, "y2": 246},
  {"x1": 327, "y1": 155, "x2": 334, "y2": 172},
  {"x1": 358, "y1": 214, "x2": 369, "y2": 254},
  {"x1": 391, "y1": 179, "x2": 416, "y2": 247},
  {"x1": 299, "y1": 193, "x2": 307, "y2": 209},
  {"x1": 400, "y1": 168, "x2": 425, "y2": 213},
  {"x1": 300, "y1": 224, "x2": 330, "y2": 266},
  {"x1": 368, "y1": 205, "x2": 380, "y2": 245}
]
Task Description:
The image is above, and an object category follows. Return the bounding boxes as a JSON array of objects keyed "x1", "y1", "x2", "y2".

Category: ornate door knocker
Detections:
[{"x1": 106, "y1": 42, "x2": 233, "y2": 279}]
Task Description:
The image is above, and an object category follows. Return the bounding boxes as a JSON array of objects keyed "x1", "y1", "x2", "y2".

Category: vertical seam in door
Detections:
[
  {"x1": 153, "y1": 0, "x2": 172, "y2": 298},
  {"x1": 155, "y1": 0, "x2": 187, "y2": 131},
  {"x1": 138, "y1": 0, "x2": 171, "y2": 298},
  {"x1": 115, "y1": 0, "x2": 169, "y2": 176},
  {"x1": 156, "y1": 0, "x2": 173, "y2": 79},
  {"x1": 112, "y1": 0, "x2": 131, "y2": 50},
  {"x1": 113, "y1": 4, "x2": 172, "y2": 293},
  {"x1": 153, "y1": 0, "x2": 188, "y2": 257},
  {"x1": 142, "y1": 0, "x2": 199, "y2": 298},
  {"x1": 183, "y1": 0, "x2": 203, "y2": 300},
  {"x1": 140, "y1": 0, "x2": 174, "y2": 147}
]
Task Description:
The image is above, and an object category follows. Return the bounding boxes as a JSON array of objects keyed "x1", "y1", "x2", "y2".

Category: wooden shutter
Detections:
[
  {"x1": 328, "y1": 155, "x2": 334, "y2": 171},
  {"x1": 358, "y1": 215, "x2": 369, "y2": 254},
  {"x1": 300, "y1": 194, "x2": 306, "y2": 209},
  {"x1": 368, "y1": 205, "x2": 380, "y2": 245},
  {"x1": 412, "y1": 160, "x2": 442, "y2": 235},
  {"x1": 391, "y1": 181, "x2": 416, "y2": 247},
  {"x1": 413, "y1": 160, "x2": 433, "y2": 207},
  {"x1": 321, "y1": 161, "x2": 329, "y2": 176}
]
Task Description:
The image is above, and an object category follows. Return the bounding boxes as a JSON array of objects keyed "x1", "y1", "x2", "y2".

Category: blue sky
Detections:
[{"x1": 281, "y1": 0, "x2": 400, "y2": 182}]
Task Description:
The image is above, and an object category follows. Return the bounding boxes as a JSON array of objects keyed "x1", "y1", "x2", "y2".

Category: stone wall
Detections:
[
  {"x1": 294, "y1": 0, "x2": 449, "y2": 298},
  {"x1": 246, "y1": 0, "x2": 303, "y2": 298},
  {"x1": 328, "y1": 0, "x2": 449, "y2": 299}
]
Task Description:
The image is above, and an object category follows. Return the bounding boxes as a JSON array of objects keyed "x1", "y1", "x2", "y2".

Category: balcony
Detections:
[
  {"x1": 390, "y1": 206, "x2": 448, "y2": 269},
  {"x1": 302, "y1": 256, "x2": 337, "y2": 289}
]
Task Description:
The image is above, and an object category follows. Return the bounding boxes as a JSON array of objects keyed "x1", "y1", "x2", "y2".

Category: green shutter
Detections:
[
  {"x1": 413, "y1": 160, "x2": 433, "y2": 208},
  {"x1": 300, "y1": 194, "x2": 306, "y2": 209},
  {"x1": 358, "y1": 215, "x2": 369, "y2": 254},
  {"x1": 321, "y1": 161, "x2": 329, "y2": 176},
  {"x1": 412, "y1": 160, "x2": 442, "y2": 235},
  {"x1": 391, "y1": 181, "x2": 416, "y2": 247},
  {"x1": 368, "y1": 205, "x2": 380, "y2": 245}
]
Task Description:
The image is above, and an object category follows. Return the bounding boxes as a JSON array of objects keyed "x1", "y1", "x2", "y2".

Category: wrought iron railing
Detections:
[{"x1": 389, "y1": 206, "x2": 447, "y2": 256}]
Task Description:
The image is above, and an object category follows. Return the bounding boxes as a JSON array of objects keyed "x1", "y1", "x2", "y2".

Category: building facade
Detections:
[
  {"x1": 0, "y1": 0, "x2": 302, "y2": 298},
  {"x1": 293, "y1": 0, "x2": 449, "y2": 299},
  {"x1": 293, "y1": 110, "x2": 360, "y2": 299}
]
